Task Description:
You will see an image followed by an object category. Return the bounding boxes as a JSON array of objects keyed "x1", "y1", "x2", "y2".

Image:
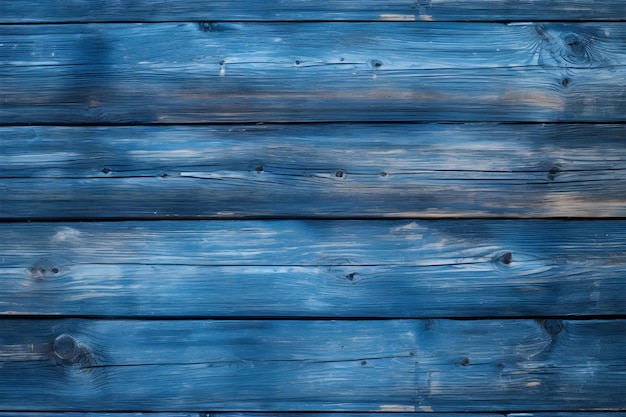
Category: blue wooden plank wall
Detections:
[{"x1": 0, "y1": 1, "x2": 625, "y2": 416}]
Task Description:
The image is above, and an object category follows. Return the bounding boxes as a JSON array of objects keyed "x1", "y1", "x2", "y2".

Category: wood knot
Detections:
[
  {"x1": 53, "y1": 334, "x2": 97, "y2": 368},
  {"x1": 541, "y1": 319, "x2": 564, "y2": 337},
  {"x1": 534, "y1": 25, "x2": 606, "y2": 67},
  {"x1": 547, "y1": 165, "x2": 562, "y2": 181},
  {"x1": 561, "y1": 33, "x2": 586, "y2": 60},
  {"x1": 495, "y1": 252, "x2": 513, "y2": 265},
  {"x1": 53, "y1": 334, "x2": 81, "y2": 364},
  {"x1": 198, "y1": 22, "x2": 222, "y2": 32}
]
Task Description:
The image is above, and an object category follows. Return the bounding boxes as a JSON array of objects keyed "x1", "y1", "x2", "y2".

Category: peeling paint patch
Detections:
[{"x1": 526, "y1": 381, "x2": 541, "y2": 387}]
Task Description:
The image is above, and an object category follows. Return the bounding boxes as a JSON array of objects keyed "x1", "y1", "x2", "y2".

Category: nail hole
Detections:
[
  {"x1": 497, "y1": 363, "x2": 505, "y2": 370},
  {"x1": 361, "y1": 360, "x2": 367, "y2": 365},
  {"x1": 50, "y1": 267, "x2": 59, "y2": 274},
  {"x1": 219, "y1": 59, "x2": 225, "y2": 65},
  {"x1": 295, "y1": 60, "x2": 301, "y2": 65},
  {"x1": 460, "y1": 357, "x2": 470, "y2": 366},
  {"x1": 501, "y1": 252, "x2": 513, "y2": 265},
  {"x1": 101, "y1": 167, "x2": 111, "y2": 174},
  {"x1": 370, "y1": 59, "x2": 383, "y2": 68},
  {"x1": 345, "y1": 272, "x2": 357, "y2": 281},
  {"x1": 380, "y1": 171, "x2": 388, "y2": 177},
  {"x1": 561, "y1": 77, "x2": 570, "y2": 87},
  {"x1": 160, "y1": 173, "x2": 169, "y2": 178},
  {"x1": 255, "y1": 165, "x2": 264, "y2": 173},
  {"x1": 335, "y1": 169, "x2": 346, "y2": 178}
]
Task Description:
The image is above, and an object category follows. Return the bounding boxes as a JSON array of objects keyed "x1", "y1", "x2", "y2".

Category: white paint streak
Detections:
[
  {"x1": 391, "y1": 222, "x2": 426, "y2": 233},
  {"x1": 380, "y1": 14, "x2": 416, "y2": 21},
  {"x1": 52, "y1": 227, "x2": 82, "y2": 243},
  {"x1": 379, "y1": 405, "x2": 416, "y2": 412}
]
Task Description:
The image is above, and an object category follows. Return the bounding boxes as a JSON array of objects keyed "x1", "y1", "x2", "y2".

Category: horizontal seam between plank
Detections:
[
  {"x1": 1, "y1": 315, "x2": 625, "y2": 321},
  {"x1": 1, "y1": 19, "x2": 626, "y2": 24}
]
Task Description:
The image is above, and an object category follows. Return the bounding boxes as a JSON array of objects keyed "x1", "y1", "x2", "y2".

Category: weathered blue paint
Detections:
[
  {"x1": 0, "y1": 319, "x2": 624, "y2": 411},
  {"x1": 2, "y1": 124, "x2": 625, "y2": 219},
  {"x1": 1, "y1": 0, "x2": 624, "y2": 414},
  {"x1": 1, "y1": 415, "x2": 624, "y2": 417},
  {"x1": 0, "y1": 23, "x2": 624, "y2": 123},
  {"x1": 1, "y1": 220, "x2": 625, "y2": 318},
  {"x1": 1, "y1": 0, "x2": 626, "y2": 22},
  {"x1": 0, "y1": 414, "x2": 624, "y2": 417}
]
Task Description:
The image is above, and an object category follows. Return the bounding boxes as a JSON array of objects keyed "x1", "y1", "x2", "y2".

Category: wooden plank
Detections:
[
  {"x1": 1, "y1": 0, "x2": 626, "y2": 22},
  {"x1": 211, "y1": 415, "x2": 626, "y2": 417},
  {"x1": 207, "y1": 414, "x2": 626, "y2": 417},
  {"x1": 0, "y1": 415, "x2": 198, "y2": 417},
  {"x1": 14, "y1": 412, "x2": 622, "y2": 416},
  {"x1": 2, "y1": 220, "x2": 625, "y2": 318},
  {"x1": 0, "y1": 319, "x2": 623, "y2": 411},
  {"x1": 3, "y1": 124, "x2": 626, "y2": 219},
  {"x1": 1, "y1": 22, "x2": 625, "y2": 124}
]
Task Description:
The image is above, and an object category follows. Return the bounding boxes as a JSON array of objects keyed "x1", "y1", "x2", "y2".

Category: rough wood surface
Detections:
[
  {"x1": 2, "y1": 1, "x2": 625, "y2": 415},
  {"x1": 3, "y1": 124, "x2": 626, "y2": 219},
  {"x1": 0, "y1": 319, "x2": 623, "y2": 411},
  {"x1": 2, "y1": 415, "x2": 625, "y2": 417},
  {"x1": 0, "y1": 415, "x2": 198, "y2": 417},
  {"x1": 1, "y1": 0, "x2": 626, "y2": 22},
  {"x1": 1, "y1": 22, "x2": 625, "y2": 124},
  {"x1": 2, "y1": 220, "x2": 625, "y2": 318}
]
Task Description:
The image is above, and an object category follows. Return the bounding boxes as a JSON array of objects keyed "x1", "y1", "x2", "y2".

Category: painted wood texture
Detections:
[
  {"x1": 0, "y1": 415, "x2": 198, "y2": 417},
  {"x1": 1, "y1": 22, "x2": 625, "y2": 124},
  {"x1": 0, "y1": 319, "x2": 624, "y2": 411},
  {"x1": 2, "y1": 220, "x2": 625, "y2": 318},
  {"x1": 4, "y1": 413, "x2": 620, "y2": 417},
  {"x1": 2, "y1": 1, "x2": 626, "y2": 22},
  {"x1": 3, "y1": 123, "x2": 626, "y2": 219},
  {"x1": 2, "y1": 0, "x2": 625, "y2": 414}
]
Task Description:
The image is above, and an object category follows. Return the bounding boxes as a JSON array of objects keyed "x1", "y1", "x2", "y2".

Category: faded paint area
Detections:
[{"x1": 0, "y1": 1, "x2": 624, "y2": 415}]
